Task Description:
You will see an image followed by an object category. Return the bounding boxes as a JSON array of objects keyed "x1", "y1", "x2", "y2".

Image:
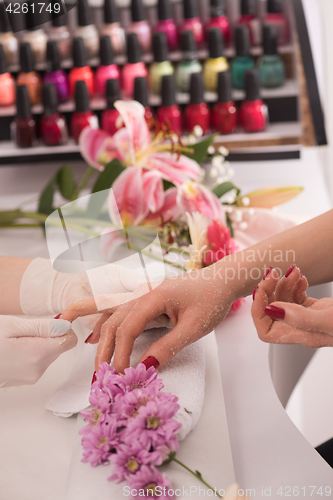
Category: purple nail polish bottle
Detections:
[{"x1": 43, "y1": 41, "x2": 69, "y2": 103}]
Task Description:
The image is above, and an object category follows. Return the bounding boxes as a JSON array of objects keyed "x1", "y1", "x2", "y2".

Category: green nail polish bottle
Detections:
[
  {"x1": 149, "y1": 31, "x2": 174, "y2": 95},
  {"x1": 258, "y1": 24, "x2": 285, "y2": 89},
  {"x1": 231, "y1": 25, "x2": 255, "y2": 90},
  {"x1": 175, "y1": 30, "x2": 202, "y2": 93}
]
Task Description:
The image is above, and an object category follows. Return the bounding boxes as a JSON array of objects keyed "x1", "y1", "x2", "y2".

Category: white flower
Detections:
[
  {"x1": 185, "y1": 212, "x2": 210, "y2": 271},
  {"x1": 241, "y1": 196, "x2": 250, "y2": 207},
  {"x1": 218, "y1": 146, "x2": 229, "y2": 157},
  {"x1": 220, "y1": 188, "x2": 238, "y2": 205},
  {"x1": 193, "y1": 125, "x2": 203, "y2": 138},
  {"x1": 208, "y1": 145, "x2": 216, "y2": 155},
  {"x1": 239, "y1": 221, "x2": 248, "y2": 230},
  {"x1": 212, "y1": 155, "x2": 224, "y2": 169}
]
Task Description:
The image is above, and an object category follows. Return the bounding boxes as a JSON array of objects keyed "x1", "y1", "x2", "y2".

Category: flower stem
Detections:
[
  {"x1": 172, "y1": 458, "x2": 222, "y2": 498},
  {"x1": 71, "y1": 166, "x2": 95, "y2": 201}
]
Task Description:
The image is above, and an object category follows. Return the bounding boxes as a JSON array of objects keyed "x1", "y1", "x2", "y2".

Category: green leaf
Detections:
[
  {"x1": 163, "y1": 180, "x2": 175, "y2": 191},
  {"x1": 184, "y1": 135, "x2": 216, "y2": 165},
  {"x1": 56, "y1": 165, "x2": 76, "y2": 200},
  {"x1": 38, "y1": 179, "x2": 55, "y2": 216},
  {"x1": 87, "y1": 159, "x2": 125, "y2": 217},
  {"x1": 226, "y1": 213, "x2": 234, "y2": 238},
  {"x1": 213, "y1": 181, "x2": 241, "y2": 199}
]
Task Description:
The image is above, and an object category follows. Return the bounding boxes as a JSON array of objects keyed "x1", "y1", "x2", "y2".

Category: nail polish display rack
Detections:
[{"x1": 0, "y1": 0, "x2": 307, "y2": 164}]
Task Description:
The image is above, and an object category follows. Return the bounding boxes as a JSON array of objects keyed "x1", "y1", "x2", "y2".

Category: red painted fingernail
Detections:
[
  {"x1": 252, "y1": 286, "x2": 258, "y2": 301},
  {"x1": 54, "y1": 313, "x2": 62, "y2": 319},
  {"x1": 263, "y1": 266, "x2": 273, "y2": 280},
  {"x1": 91, "y1": 372, "x2": 97, "y2": 385},
  {"x1": 141, "y1": 356, "x2": 160, "y2": 370},
  {"x1": 285, "y1": 264, "x2": 296, "y2": 278},
  {"x1": 265, "y1": 305, "x2": 285, "y2": 320},
  {"x1": 84, "y1": 333, "x2": 93, "y2": 344}
]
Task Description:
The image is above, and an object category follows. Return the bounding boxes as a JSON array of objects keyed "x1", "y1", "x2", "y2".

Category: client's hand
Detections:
[
  {"x1": 251, "y1": 265, "x2": 333, "y2": 347},
  {"x1": 0, "y1": 317, "x2": 77, "y2": 387}
]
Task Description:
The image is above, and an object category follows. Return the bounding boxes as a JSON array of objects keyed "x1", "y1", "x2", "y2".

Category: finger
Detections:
[
  {"x1": 61, "y1": 293, "x2": 133, "y2": 323},
  {"x1": 95, "y1": 309, "x2": 132, "y2": 371},
  {"x1": 251, "y1": 268, "x2": 280, "y2": 337},
  {"x1": 87, "y1": 313, "x2": 111, "y2": 344},
  {"x1": 275, "y1": 264, "x2": 301, "y2": 302},
  {"x1": 5, "y1": 317, "x2": 73, "y2": 339},
  {"x1": 258, "y1": 320, "x2": 333, "y2": 348}
]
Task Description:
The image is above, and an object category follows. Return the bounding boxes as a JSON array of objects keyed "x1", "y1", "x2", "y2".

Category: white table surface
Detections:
[{"x1": 1, "y1": 148, "x2": 333, "y2": 499}]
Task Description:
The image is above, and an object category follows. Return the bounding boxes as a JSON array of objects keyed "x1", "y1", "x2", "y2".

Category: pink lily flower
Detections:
[
  {"x1": 177, "y1": 182, "x2": 225, "y2": 223},
  {"x1": 203, "y1": 219, "x2": 238, "y2": 265}
]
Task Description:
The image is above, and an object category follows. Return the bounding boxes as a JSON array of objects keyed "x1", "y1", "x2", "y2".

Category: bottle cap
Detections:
[
  {"x1": 235, "y1": 25, "x2": 250, "y2": 57},
  {"x1": 78, "y1": 0, "x2": 92, "y2": 27},
  {"x1": 106, "y1": 78, "x2": 120, "y2": 108},
  {"x1": 208, "y1": 27, "x2": 224, "y2": 58},
  {"x1": 131, "y1": 0, "x2": 146, "y2": 23},
  {"x1": 0, "y1": 2, "x2": 12, "y2": 33},
  {"x1": 73, "y1": 37, "x2": 88, "y2": 68},
  {"x1": 43, "y1": 82, "x2": 58, "y2": 115},
  {"x1": 161, "y1": 74, "x2": 176, "y2": 107},
  {"x1": 75, "y1": 80, "x2": 90, "y2": 112},
  {"x1": 210, "y1": 0, "x2": 226, "y2": 18},
  {"x1": 267, "y1": 0, "x2": 283, "y2": 14},
  {"x1": 134, "y1": 76, "x2": 148, "y2": 107},
  {"x1": 104, "y1": 0, "x2": 119, "y2": 23},
  {"x1": 0, "y1": 44, "x2": 8, "y2": 74},
  {"x1": 46, "y1": 40, "x2": 61, "y2": 72},
  {"x1": 51, "y1": 12, "x2": 67, "y2": 27},
  {"x1": 158, "y1": 0, "x2": 172, "y2": 21},
  {"x1": 244, "y1": 68, "x2": 260, "y2": 101},
  {"x1": 20, "y1": 42, "x2": 34, "y2": 73},
  {"x1": 217, "y1": 70, "x2": 232, "y2": 103},
  {"x1": 241, "y1": 0, "x2": 256, "y2": 16},
  {"x1": 25, "y1": 7, "x2": 44, "y2": 31},
  {"x1": 16, "y1": 85, "x2": 31, "y2": 117},
  {"x1": 180, "y1": 30, "x2": 197, "y2": 61},
  {"x1": 100, "y1": 35, "x2": 114, "y2": 65},
  {"x1": 263, "y1": 24, "x2": 278, "y2": 55},
  {"x1": 189, "y1": 71, "x2": 204, "y2": 105},
  {"x1": 127, "y1": 33, "x2": 142, "y2": 64},
  {"x1": 152, "y1": 31, "x2": 168, "y2": 62},
  {"x1": 184, "y1": 0, "x2": 198, "y2": 20}
]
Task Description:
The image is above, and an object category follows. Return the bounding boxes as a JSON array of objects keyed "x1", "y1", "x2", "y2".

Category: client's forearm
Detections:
[{"x1": 0, "y1": 256, "x2": 32, "y2": 314}]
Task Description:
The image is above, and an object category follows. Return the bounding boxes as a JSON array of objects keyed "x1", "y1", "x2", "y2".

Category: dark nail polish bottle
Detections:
[
  {"x1": 185, "y1": 72, "x2": 210, "y2": 134},
  {"x1": 40, "y1": 83, "x2": 68, "y2": 146},
  {"x1": 240, "y1": 69, "x2": 268, "y2": 132},
  {"x1": 101, "y1": 78, "x2": 123, "y2": 135},
  {"x1": 70, "y1": 80, "x2": 98, "y2": 143},
  {"x1": 157, "y1": 74, "x2": 182, "y2": 134},
  {"x1": 212, "y1": 71, "x2": 237, "y2": 134},
  {"x1": 14, "y1": 85, "x2": 37, "y2": 148},
  {"x1": 134, "y1": 76, "x2": 155, "y2": 130}
]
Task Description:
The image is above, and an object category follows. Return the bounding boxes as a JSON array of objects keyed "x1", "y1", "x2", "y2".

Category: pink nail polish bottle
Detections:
[
  {"x1": 157, "y1": 74, "x2": 182, "y2": 135},
  {"x1": 127, "y1": 0, "x2": 152, "y2": 54},
  {"x1": 101, "y1": 78, "x2": 124, "y2": 135},
  {"x1": 179, "y1": 0, "x2": 204, "y2": 47},
  {"x1": 264, "y1": 0, "x2": 289, "y2": 46},
  {"x1": 122, "y1": 33, "x2": 148, "y2": 97},
  {"x1": 206, "y1": 0, "x2": 231, "y2": 47},
  {"x1": 154, "y1": 0, "x2": 178, "y2": 52},
  {"x1": 236, "y1": 0, "x2": 261, "y2": 47},
  {"x1": 95, "y1": 35, "x2": 120, "y2": 97}
]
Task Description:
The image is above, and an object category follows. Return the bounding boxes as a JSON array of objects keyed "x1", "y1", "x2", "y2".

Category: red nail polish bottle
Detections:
[
  {"x1": 240, "y1": 69, "x2": 268, "y2": 133},
  {"x1": 157, "y1": 74, "x2": 182, "y2": 134},
  {"x1": 185, "y1": 72, "x2": 210, "y2": 134},
  {"x1": 101, "y1": 78, "x2": 123, "y2": 135},
  {"x1": 14, "y1": 85, "x2": 37, "y2": 148},
  {"x1": 70, "y1": 80, "x2": 98, "y2": 143},
  {"x1": 69, "y1": 37, "x2": 94, "y2": 97},
  {"x1": 40, "y1": 83, "x2": 68, "y2": 146},
  {"x1": 236, "y1": 0, "x2": 261, "y2": 47},
  {"x1": 134, "y1": 76, "x2": 155, "y2": 130},
  {"x1": 206, "y1": 0, "x2": 231, "y2": 47},
  {"x1": 212, "y1": 71, "x2": 237, "y2": 134},
  {"x1": 0, "y1": 44, "x2": 15, "y2": 106},
  {"x1": 95, "y1": 35, "x2": 120, "y2": 96},
  {"x1": 264, "y1": 0, "x2": 289, "y2": 46}
]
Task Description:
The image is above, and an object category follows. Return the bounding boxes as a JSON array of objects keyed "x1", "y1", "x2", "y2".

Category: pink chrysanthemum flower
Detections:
[
  {"x1": 92, "y1": 363, "x2": 125, "y2": 401},
  {"x1": 117, "y1": 364, "x2": 164, "y2": 393},
  {"x1": 80, "y1": 415, "x2": 119, "y2": 467},
  {"x1": 113, "y1": 386, "x2": 160, "y2": 419},
  {"x1": 127, "y1": 465, "x2": 174, "y2": 499}
]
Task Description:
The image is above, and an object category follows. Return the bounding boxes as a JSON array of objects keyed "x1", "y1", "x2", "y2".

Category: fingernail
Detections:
[
  {"x1": 84, "y1": 332, "x2": 93, "y2": 344},
  {"x1": 252, "y1": 286, "x2": 258, "y2": 301},
  {"x1": 141, "y1": 356, "x2": 160, "y2": 370},
  {"x1": 285, "y1": 264, "x2": 296, "y2": 278},
  {"x1": 54, "y1": 313, "x2": 62, "y2": 319},
  {"x1": 265, "y1": 305, "x2": 285, "y2": 320},
  {"x1": 91, "y1": 372, "x2": 97, "y2": 385},
  {"x1": 263, "y1": 266, "x2": 273, "y2": 280}
]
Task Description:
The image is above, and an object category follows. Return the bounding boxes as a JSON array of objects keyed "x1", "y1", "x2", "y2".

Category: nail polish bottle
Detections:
[
  {"x1": 154, "y1": 0, "x2": 178, "y2": 52},
  {"x1": 264, "y1": 0, "x2": 289, "y2": 46},
  {"x1": 149, "y1": 32, "x2": 174, "y2": 95},
  {"x1": 40, "y1": 83, "x2": 68, "y2": 146},
  {"x1": 122, "y1": 33, "x2": 147, "y2": 97},
  {"x1": 236, "y1": 0, "x2": 261, "y2": 47},
  {"x1": 206, "y1": 0, "x2": 230, "y2": 48},
  {"x1": 95, "y1": 35, "x2": 120, "y2": 96},
  {"x1": 22, "y1": 9, "x2": 48, "y2": 65},
  {"x1": 43, "y1": 41, "x2": 70, "y2": 104},
  {"x1": 240, "y1": 69, "x2": 268, "y2": 132},
  {"x1": 258, "y1": 25, "x2": 285, "y2": 89},
  {"x1": 48, "y1": 12, "x2": 72, "y2": 60},
  {"x1": 14, "y1": 85, "x2": 37, "y2": 148},
  {"x1": 212, "y1": 71, "x2": 237, "y2": 134},
  {"x1": 157, "y1": 74, "x2": 182, "y2": 134},
  {"x1": 69, "y1": 37, "x2": 94, "y2": 97},
  {"x1": 0, "y1": 44, "x2": 15, "y2": 106},
  {"x1": 71, "y1": 80, "x2": 98, "y2": 143},
  {"x1": 175, "y1": 30, "x2": 202, "y2": 93},
  {"x1": 179, "y1": 0, "x2": 204, "y2": 47},
  {"x1": 74, "y1": 0, "x2": 99, "y2": 59},
  {"x1": 185, "y1": 72, "x2": 210, "y2": 134},
  {"x1": 101, "y1": 0, "x2": 126, "y2": 56},
  {"x1": 17, "y1": 43, "x2": 42, "y2": 105},
  {"x1": 230, "y1": 25, "x2": 255, "y2": 90},
  {"x1": 134, "y1": 76, "x2": 155, "y2": 130},
  {"x1": 127, "y1": 0, "x2": 152, "y2": 54},
  {"x1": 101, "y1": 78, "x2": 123, "y2": 135},
  {"x1": 203, "y1": 27, "x2": 228, "y2": 91},
  {"x1": 0, "y1": 2, "x2": 18, "y2": 67}
]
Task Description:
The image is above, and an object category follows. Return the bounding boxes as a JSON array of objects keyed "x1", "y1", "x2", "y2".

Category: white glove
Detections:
[{"x1": 0, "y1": 317, "x2": 77, "y2": 387}]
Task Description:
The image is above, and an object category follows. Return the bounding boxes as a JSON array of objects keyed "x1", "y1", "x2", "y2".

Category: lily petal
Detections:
[
  {"x1": 236, "y1": 186, "x2": 303, "y2": 209},
  {"x1": 146, "y1": 152, "x2": 201, "y2": 185},
  {"x1": 79, "y1": 127, "x2": 119, "y2": 171},
  {"x1": 142, "y1": 170, "x2": 165, "y2": 213},
  {"x1": 178, "y1": 182, "x2": 225, "y2": 222}
]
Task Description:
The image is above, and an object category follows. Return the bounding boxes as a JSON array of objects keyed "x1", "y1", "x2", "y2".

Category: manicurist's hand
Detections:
[{"x1": 251, "y1": 265, "x2": 333, "y2": 348}]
